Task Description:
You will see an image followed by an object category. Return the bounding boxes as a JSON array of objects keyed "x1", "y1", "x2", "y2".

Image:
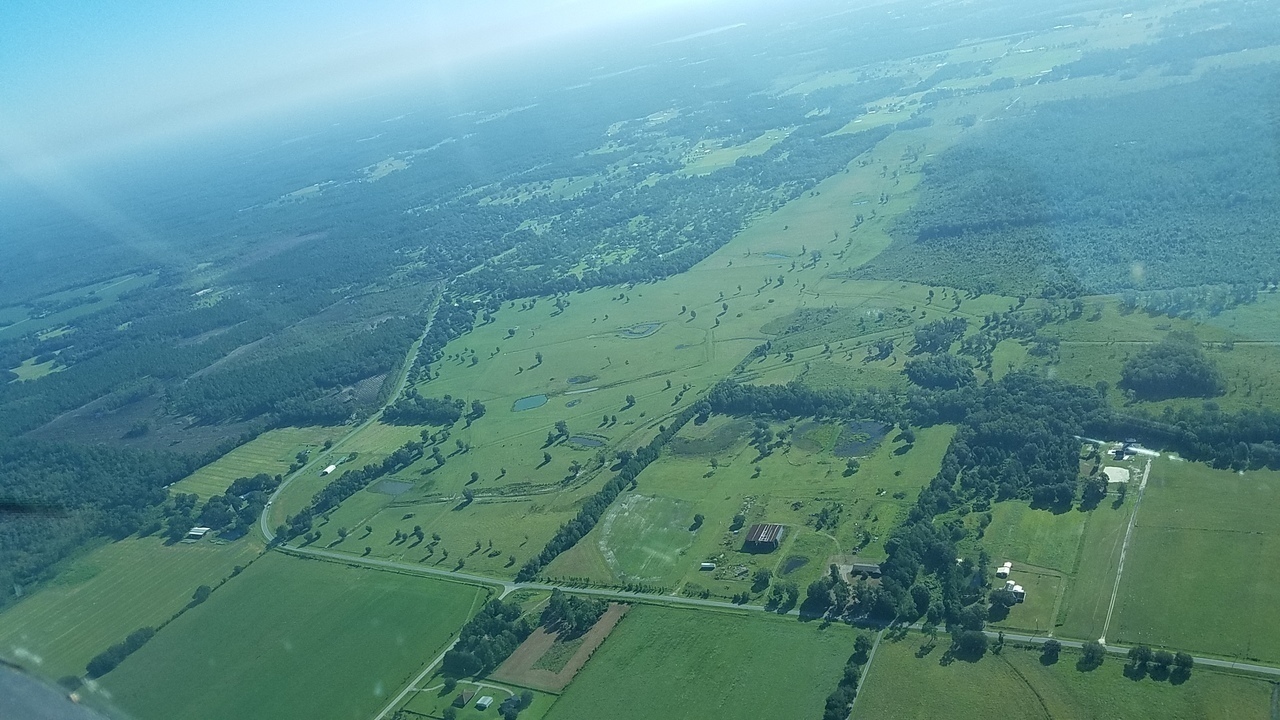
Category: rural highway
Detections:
[{"x1": 285, "y1": 543, "x2": 1280, "y2": 682}]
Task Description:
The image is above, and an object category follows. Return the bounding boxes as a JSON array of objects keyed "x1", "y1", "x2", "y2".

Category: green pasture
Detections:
[
  {"x1": 1112, "y1": 459, "x2": 1280, "y2": 662},
  {"x1": 678, "y1": 128, "x2": 791, "y2": 176},
  {"x1": 310, "y1": 481, "x2": 592, "y2": 579},
  {"x1": 546, "y1": 422, "x2": 954, "y2": 596},
  {"x1": 545, "y1": 605, "x2": 857, "y2": 720},
  {"x1": 8, "y1": 355, "x2": 62, "y2": 381},
  {"x1": 99, "y1": 554, "x2": 484, "y2": 720},
  {"x1": 170, "y1": 426, "x2": 343, "y2": 500},
  {"x1": 0, "y1": 535, "x2": 262, "y2": 679},
  {"x1": 855, "y1": 636, "x2": 1273, "y2": 720}
]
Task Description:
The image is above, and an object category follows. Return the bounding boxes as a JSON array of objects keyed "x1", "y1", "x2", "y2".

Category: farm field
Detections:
[
  {"x1": 169, "y1": 425, "x2": 344, "y2": 499},
  {"x1": 1111, "y1": 459, "x2": 1280, "y2": 662},
  {"x1": 544, "y1": 604, "x2": 859, "y2": 720},
  {"x1": 0, "y1": 535, "x2": 262, "y2": 679},
  {"x1": 97, "y1": 554, "x2": 485, "y2": 720},
  {"x1": 854, "y1": 636, "x2": 1273, "y2": 719}
]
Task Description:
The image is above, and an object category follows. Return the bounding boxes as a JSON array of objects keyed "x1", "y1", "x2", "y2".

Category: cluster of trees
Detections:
[
  {"x1": 540, "y1": 589, "x2": 608, "y2": 637},
  {"x1": 706, "y1": 380, "x2": 899, "y2": 423},
  {"x1": 165, "y1": 472, "x2": 280, "y2": 541},
  {"x1": 903, "y1": 353, "x2": 975, "y2": 390},
  {"x1": 282, "y1": 439, "x2": 423, "y2": 539},
  {"x1": 1125, "y1": 645, "x2": 1194, "y2": 682},
  {"x1": 382, "y1": 391, "x2": 466, "y2": 425},
  {"x1": 441, "y1": 599, "x2": 533, "y2": 677},
  {"x1": 912, "y1": 318, "x2": 967, "y2": 354},
  {"x1": 516, "y1": 404, "x2": 699, "y2": 581},
  {"x1": 820, "y1": 636, "x2": 873, "y2": 720},
  {"x1": 85, "y1": 626, "x2": 155, "y2": 678},
  {"x1": 1119, "y1": 333, "x2": 1224, "y2": 400}
]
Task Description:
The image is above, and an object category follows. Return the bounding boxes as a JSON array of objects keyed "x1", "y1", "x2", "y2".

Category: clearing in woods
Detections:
[{"x1": 490, "y1": 603, "x2": 629, "y2": 692}]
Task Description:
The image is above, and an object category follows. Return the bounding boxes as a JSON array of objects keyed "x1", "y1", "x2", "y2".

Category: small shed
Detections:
[
  {"x1": 185, "y1": 526, "x2": 211, "y2": 541},
  {"x1": 850, "y1": 562, "x2": 882, "y2": 578},
  {"x1": 699, "y1": 562, "x2": 716, "y2": 571},
  {"x1": 475, "y1": 696, "x2": 494, "y2": 710},
  {"x1": 743, "y1": 523, "x2": 785, "y2": 553},
  {"x1": 321, "y1": 464, "x2": 338, "y2": 476}
]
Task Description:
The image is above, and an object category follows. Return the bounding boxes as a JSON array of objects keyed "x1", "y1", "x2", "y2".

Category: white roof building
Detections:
[{"x1": 322, "y1": 464, "x2": 337, "y2": 475}]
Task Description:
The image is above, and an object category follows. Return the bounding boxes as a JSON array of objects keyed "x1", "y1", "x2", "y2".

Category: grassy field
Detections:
[
  {"x1": 0, "y1": 272, "x2": 157, "y2": 341},
  {"x1": 1111, "y1": 459, "x2": 1280, "y2": 662},
  {"x1": 0, "y1": 535, "x2": 263, "y2": 679},
  {"x1": 1055, "y1": 497, "x2": 1132, "y2": 642},
  {"x1": 545, "y1": 605, "x2": 859, "y2": 720},
  {"x1": 98, "y1": 554, "x2": 485, "y2": 720},
  {"x1": 855, "y1": 635, "x2": 1273, "y2": 719},
  {"x1": 982, "y1": 502, "x2": 1087, "y2": 574},
  {"x1": 170, "y1": 426, "x2": 344, "y2": 500},
  {"x1": 546, "y1": 422, "x2": 954, "y2": 597}
]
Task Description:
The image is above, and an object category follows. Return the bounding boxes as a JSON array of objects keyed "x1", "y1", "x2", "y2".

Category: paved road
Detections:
[
  {"x1": 993, "y1": 631, "x2": 1280, "y2": 679},
  {"x1": 259, "y1": 291, "x2": 440, "y2": 544}
]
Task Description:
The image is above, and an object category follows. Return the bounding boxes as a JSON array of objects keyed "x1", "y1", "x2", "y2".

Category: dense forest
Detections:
[
  {"x1": 855, "y1": 65, "x2": 1280, "y2": 296},
  {"x1": 0, "y1": 440, "x2": 201, "y2": 597}
]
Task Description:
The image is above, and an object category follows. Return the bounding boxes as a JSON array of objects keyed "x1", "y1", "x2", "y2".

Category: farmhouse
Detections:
[
  {"x1": 743, "y1": 523, "x2": 785, "y2": 553},
  {"x1": 321, "y1": 464, "x2": 337, "y2": 476},
  {"x1": 1003, "y1": 579, "x2": 1026, "y2": 603},
  {"x1": 185, "y1": 526, "x2": 211, "y2": 541}
]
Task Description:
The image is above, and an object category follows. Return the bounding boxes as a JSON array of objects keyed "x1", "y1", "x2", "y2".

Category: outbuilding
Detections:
[
  {"x1": 476, "y1": 696, "x2": 494, "y2": 710},
  {"x1": 699, "y1": 562, "x2": 716, "y2": 571},
  {"x1": 743, "y1": 523, "x2": 785, "y2": 553},
  {"x1": 321, "y1": 464, "x2": 337, "y2": 476},
  {"x1": 850, "y1": 562, "x2": 882, "y2": 578},
  {"x1": 185, "y1": 526, "x2": 211, "y2": 541}
]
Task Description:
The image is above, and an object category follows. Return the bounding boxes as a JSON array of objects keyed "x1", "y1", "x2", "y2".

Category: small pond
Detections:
[
  {"x1": 567, "y1": 375, "x2": 595, "y2": 384},
  {"x1": 618, "y1": 322, "x2": 663, "y2": 339},
  {"x1": 566, "y1": 399, "x2": 582, "y2": 408},
  {"x1": 512, "y1": 394, "x2": 549, "y2": 412},
  {"x1": 833, "y1": 420, "x2": 889, "y2": 457},
  {"x1": 569, "y1": 435, "x2": 606, "y2": 447},
  {"x1": 371, "y1": 480, "x2": 413, "y2": 496},
  {"x1": 781, "y1": 556, "x2": 810, "y2": 575}
]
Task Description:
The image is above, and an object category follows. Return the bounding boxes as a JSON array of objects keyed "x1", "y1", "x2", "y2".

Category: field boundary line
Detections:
[{"x1": 1100, "y1": 456, "x2": 1152, "y2": 644}]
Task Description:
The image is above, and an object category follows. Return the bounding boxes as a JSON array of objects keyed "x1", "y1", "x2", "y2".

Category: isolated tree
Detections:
[
  {"x1": 691, "y1": 513, "x2": 705, "y2": 529},
  {"x1": 555, "y1": 420, "x2": 568, "y2": 437},
  {"x1": 952, "y1": 629, "x2": 988, "y2": 658},
  {"x1": 1041, "y1": 639, "x2": 1062, "y2": 663},
  {"x1": 337, "y1": 527, "x2": 348, "y2": 539},
  {"x1": 470, "y1": 471, "x2": 480, "y2": 484},
  {"x1": 542, "y1": 451, "x2": 552, "y2": 465},
  {"x1": 1080, "y1": 640, "x2": 1105, "y2": 669},
  {"x1": 624, "y1": 394, "x2": 636, "y2": 408},
  {"x1": 462, "y1": 488, "x2": 474, "y2": 502},
  {"x1": 535, "y1": 351, "x2": 543, "y2": 365}
]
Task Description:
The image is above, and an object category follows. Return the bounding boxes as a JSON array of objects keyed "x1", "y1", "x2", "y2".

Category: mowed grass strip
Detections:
[
  {"x1": 1113, "y1": 460, "x2": 1280, "y2": 662},
  {"x1": 544, "y1": 605, "x2": 856, "y2": 720},
  {"x1": 169, "y1": 426, "x2": 341, "y2": 499},
  {"x1": 99, "y1": 554, "x2": 484, "y2": 720},
  {"x1": 855, "y1": 636, "x2": 1272, "y2": 719},
  {"x1": 0, "y1": 535, "x2": 262, "y2": 679}
]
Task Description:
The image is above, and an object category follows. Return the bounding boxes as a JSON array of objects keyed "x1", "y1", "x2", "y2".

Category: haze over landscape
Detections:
[{"x1": 2, "y1": 1, "x2": 1280, "y2": 719}]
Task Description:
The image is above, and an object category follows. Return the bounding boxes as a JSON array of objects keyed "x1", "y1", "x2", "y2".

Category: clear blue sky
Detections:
[{"x1": 0, "y1": 0, "x2": 744, "y2": 170}]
